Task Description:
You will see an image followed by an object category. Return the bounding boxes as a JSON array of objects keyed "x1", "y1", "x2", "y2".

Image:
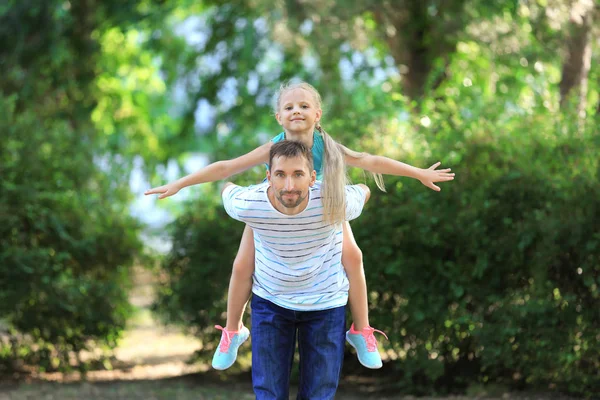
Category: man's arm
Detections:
[
  {"x1": 344, "y1": 184, "x2": 370, "y2": 221},
  {"x1": 357, "y1": 184, "x2": 371, "y2": 204},
  {"x1": 221, "y1": 182, "x2": 243, "y2": 221},
  {"x1": 221, "y1": 182, "x2": 235, "y2": 195}
]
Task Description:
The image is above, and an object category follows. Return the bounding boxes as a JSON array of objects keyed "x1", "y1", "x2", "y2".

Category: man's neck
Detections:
[{"x1": 267, "y1": 186, "x2": 310, "y2": 216}]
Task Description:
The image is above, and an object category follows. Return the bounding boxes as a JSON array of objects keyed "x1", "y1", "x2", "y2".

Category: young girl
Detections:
[{"x1": 145, "y1": 81, "x2": 454, "y2": 370}]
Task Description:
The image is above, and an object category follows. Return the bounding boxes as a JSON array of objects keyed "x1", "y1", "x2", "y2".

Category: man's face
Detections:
[{"x1": 267, "y1": 155, "x2": 316, "y2": 209}]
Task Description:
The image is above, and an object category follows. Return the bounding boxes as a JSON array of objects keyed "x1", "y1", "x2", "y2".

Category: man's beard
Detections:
[{"x1": 276, "y1": 190, "x2": 306, "y2": 208}]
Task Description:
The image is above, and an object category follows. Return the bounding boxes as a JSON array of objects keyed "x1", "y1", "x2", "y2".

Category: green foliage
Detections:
[
  {"x1": 0, "y1": 1, "x2": 143, "y2": 372},
  {"x1": 0, "y1": 94, "x2": 141, "y2": 372},
  {"x1": 354, "y1": 116, "x2": 599, "y2": 396}
]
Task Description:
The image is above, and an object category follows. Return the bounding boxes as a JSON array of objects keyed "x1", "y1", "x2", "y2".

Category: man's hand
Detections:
[
  {"x1": 418, "y1": 162, "x2": 455, "y2": 191},
  {"x1": 144, "y1": 182, "x2": 182, "y2": 199}
]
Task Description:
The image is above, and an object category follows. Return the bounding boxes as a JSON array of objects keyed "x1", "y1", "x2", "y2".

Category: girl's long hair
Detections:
[{"x1": 275, "y1": 81, "x2": 385, "y2": 224}]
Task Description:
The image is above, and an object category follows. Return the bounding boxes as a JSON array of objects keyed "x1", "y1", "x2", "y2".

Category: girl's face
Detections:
[{"x1": 276, "y1": 88, "x2": 322, "y2": 134}]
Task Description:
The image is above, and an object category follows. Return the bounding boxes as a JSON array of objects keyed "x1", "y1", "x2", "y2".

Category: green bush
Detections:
[
  {"x1": 354, "y1": 115, "x2": 599, "y2": 396},
  {"x1": 0, "y1": 94, "x2": 141, "y2": 372}
]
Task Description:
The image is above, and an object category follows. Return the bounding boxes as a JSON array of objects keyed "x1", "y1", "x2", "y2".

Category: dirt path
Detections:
[{"x1": 32, "y1": 267, "x2": 207, "y2": 383}]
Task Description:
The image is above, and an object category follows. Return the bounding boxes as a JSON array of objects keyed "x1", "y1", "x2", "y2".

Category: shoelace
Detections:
[
  {"x1": 361, "y1": 327, "x2": 388, "y2": 352},
  {"x1": 214, "y1": 325, "x2": 236, "y2": 353}
]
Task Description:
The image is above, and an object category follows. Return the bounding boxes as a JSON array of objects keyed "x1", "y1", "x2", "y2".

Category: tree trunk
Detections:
[
  {"x1": 373, "y1": 0, "x2": 465, "y2": 102},
  {"x1": 559, "y1": 4, "x2": 594, "y2": 117}
]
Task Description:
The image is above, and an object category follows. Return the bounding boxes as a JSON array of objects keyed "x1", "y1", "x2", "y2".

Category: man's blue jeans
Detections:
[{"x1": 251, "y1": 294, "x2": 346, "y2": 400}]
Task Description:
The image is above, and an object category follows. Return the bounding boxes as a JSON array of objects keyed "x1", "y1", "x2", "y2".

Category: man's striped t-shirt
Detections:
[{"x1": 222, "y1": 181, "x2": 367, "y2": 311}]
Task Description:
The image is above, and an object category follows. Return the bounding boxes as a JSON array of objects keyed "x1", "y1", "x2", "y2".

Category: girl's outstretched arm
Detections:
[
  {"x1": 341, "y1": 145, "x2": 455, "y2": 192},
  {"x1": 145, "y1": 142, "x2": 272, "y2": 199}
]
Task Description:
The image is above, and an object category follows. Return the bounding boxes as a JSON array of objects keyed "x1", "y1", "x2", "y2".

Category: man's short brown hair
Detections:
[{"x1": 269, "y1": 140, "x2": 314, "y2": 172}]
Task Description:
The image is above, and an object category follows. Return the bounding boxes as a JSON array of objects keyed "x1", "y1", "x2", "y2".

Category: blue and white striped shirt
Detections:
[{"x1": 222, "y1": 181, "x2": 367, "y2": 311}]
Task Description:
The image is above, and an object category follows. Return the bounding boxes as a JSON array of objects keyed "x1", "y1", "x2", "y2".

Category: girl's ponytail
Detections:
[
  {"x1": 316, "y1": 125, "x2": 386, "y2": 225},
  {"x1": 316, "y1": 125, "x2": 348, "y2": 224}
]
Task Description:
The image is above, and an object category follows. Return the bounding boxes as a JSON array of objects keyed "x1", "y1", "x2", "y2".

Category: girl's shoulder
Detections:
[
  {"x1": 313, "y1": 130, "x2": 324, "y2": 144},
  {"x1": 313, "y1": 131, "x2": 325, "y2": 154},
  {"x1": 271, "y1": 132, "x2": 286, "y2": 143}
]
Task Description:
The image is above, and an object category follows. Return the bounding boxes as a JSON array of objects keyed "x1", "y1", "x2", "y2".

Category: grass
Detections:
[{"x1": 0, "y1": 379, "x2": 254, "y2": 400}]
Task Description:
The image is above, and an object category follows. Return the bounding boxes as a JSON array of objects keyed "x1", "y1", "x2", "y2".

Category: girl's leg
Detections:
[
  {"x1": 225, "y1": 224, "x2": 255, "y2": 331},
  {"x1": 342, "y1": 221, "x2": 369, "y2": 330},
  {"x1": 343, "y1": 221, "x2": 387, "y2": 369},
  {"x1": 212, "y1": 225, "x2": 255, "y2": 370}
]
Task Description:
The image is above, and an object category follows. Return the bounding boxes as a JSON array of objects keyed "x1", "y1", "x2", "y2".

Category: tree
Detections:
[
  {"x1": 0, "y1": 0, "x2": 147, "y2": 372},
  {"x1": 559, "y1": 0, "x2": 595, "y2": 118}
]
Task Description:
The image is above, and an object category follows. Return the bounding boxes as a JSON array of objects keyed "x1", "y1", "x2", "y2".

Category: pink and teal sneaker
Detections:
[
  {"x1": 345, "y1": 323, "x2": 388, "y2": 369},
  {"x1": 211, "y1": 324, "x2": 250, "y2": 370}
]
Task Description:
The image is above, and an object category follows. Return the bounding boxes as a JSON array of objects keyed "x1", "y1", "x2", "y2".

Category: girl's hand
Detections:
[
  {"x1": 419, "y1": 162, "x2": 455, "y2": 191},
  {"x1": 144, "y1": 182, "x2": 182, "y2": 199}
]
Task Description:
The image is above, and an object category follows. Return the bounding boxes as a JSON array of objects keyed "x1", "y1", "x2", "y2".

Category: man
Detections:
[{"x1": 221, "y1": 140, "x2": 370, "y2": 399}]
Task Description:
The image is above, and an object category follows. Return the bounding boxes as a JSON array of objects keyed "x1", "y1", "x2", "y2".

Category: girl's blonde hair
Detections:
[{"x1": 274, "y1": 81, "x2": 385, "y2": 224}]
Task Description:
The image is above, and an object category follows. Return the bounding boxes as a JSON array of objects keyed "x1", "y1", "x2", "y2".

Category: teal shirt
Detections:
[{"x1": 269, "y1": 131, "x2": 325, "y2": 180}]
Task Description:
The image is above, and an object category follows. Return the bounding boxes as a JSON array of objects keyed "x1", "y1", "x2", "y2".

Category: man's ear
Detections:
[
  {"x1": 310, "y1": 169, "x2": 316, "y2": 186},
  {"x1": 266, "y1": 169, "x2": 272, "y2": 184}
]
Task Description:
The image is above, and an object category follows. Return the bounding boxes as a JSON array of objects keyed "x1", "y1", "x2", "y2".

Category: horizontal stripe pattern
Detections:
[{"x1": 222, "y1": 181, "x2": 366, "y2": 311}]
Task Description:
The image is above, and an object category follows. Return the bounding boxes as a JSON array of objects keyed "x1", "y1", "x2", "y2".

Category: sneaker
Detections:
[
  {"x1": 345, "y1": 323, "x2": 388, "y2": 369},
  {"x1": 211, "y1": 324, "x2": 250, "y2": 370}
]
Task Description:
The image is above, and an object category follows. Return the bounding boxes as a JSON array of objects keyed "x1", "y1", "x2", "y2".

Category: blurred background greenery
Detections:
[{"x1": 1, "y1": 0, "x2": 598, "y2": 397}]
